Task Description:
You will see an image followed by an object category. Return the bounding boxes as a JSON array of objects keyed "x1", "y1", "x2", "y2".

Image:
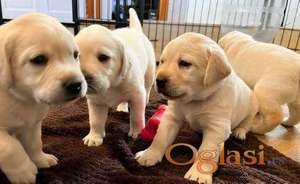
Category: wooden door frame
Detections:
[
  {"x1": 159, "y1": 0, "x2": 169, "y2": 21},
  {"x1": 86, "y1": 0, "x2": 100, "y2": 18}
]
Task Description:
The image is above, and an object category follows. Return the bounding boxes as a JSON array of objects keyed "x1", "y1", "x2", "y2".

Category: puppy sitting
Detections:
[
  {"x1": 219, "y1": 31, "x2": 300, "y2": 134},
  {"x1": 135, "y1": 33, "x2": 258, "y2": 184},
  {"x1": 0, "y1": 13, "x2": 87, "y2": 183},
  {"x1": 75, "y1": 8, "x2": 155, "y2": 146}
]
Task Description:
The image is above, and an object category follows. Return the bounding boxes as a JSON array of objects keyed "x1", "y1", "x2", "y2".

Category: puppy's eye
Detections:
[
  {"x1": 157, "y1": 60, "x2": 164, "y2": 67},
  {"x1": 73, "y1": 51, "x2": 79, "y2": 60},
  {"x1": 98, "y1": 54, "x2": 110, "y2": 63},
  {"x1": 156, "y1": 61, "x2": 160, "y2": 67},
  {"x1": 30, "y1": 55, "x2": 48, "y2": 66},
  {"x1": 179, "y1": 60, "x2": 191, "y2": 68}
]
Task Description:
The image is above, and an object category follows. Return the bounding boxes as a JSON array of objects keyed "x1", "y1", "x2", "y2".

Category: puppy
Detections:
[
  {"x1": 0, "y1": 13, "x2": 87, "y2": 183},
  {"x1": 135, "y1": 33, "x2": 258, "y2": 184},
  {"x1": 219, "y1": 31, "x2": 300, "y2": 134},
  {"x1": 75, "y1": 8, "x2": 155, "y2": 146}
]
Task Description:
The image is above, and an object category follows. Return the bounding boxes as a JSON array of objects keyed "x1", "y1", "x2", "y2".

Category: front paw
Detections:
[
  {"x1": 117, "y1": 103, "x2": 129, "y2": 112},
  {"x1": 233, "y1": 127, "x2": 247, "y2": 140},
  {"x1": 184, "y1": 163, "x2": 213, "y2": 184},
  {"x1": 135, "y1": 148, "x2": 163, "y2": 166},
  {"x1": 128, "y1": 129, "x2": 139, "y2": 138},
  {"x1": 128, "y1": 126, "x2": 144, "y2": 138},
  {"x1": 5, "y1": 158, "x2": 37, "y2": 184},
  {"x1": 83, "y1": 132, "x2": 103, "y2": 146},
  {"x1": 32, "y1": 152, "x2": 58, "y2": 168}
]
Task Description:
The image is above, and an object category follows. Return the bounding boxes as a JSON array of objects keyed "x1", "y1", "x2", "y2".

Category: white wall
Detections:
[
  {"x1": 167, "y1": 0, "x2": 300, "y2": 29},
  {"x1": 3, "y1": 0, "x2": 299, "y2": 29},
  {"x1": 1, "y1": 0, "x2": 86, "y2": 23},
  {"x1": 167, "y1": 0, "x2": 189, "y2": 23},
  {"x1": 100, "y1": 0, "x2": 113, "y2": 19},
  {"x1": 283, "y1": 0, "x2": 300, "y2": 29}
]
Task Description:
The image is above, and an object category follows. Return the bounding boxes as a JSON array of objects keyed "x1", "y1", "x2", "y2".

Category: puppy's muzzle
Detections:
[
  {"x1": 63, "y1": 79, "x2": 83, "y2": 99},
  {"x1": 156, "y1": 77, "x2": 169, "y2": 93},
  {"x1": 83, "y1": 73, "x2": 97, "y2": 94}
]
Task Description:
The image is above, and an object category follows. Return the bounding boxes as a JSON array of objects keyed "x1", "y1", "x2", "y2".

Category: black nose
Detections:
[
  {"x1": 64, "y1": 81, "x2": 82, "y2": 96},
  {"x1": 156, "y1": 78, "x2": 168, "y2": 89},
  {"x1": 84, "y1": 73, "x2": 94, "y2": 82}
]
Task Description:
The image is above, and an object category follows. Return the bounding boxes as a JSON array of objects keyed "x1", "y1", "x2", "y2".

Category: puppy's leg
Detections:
[
  {"x1": 282, "y1": 102, "x2": 300, "y2": 126},
  {"x1": 144, "y1": 64, "x2": 155, "y2": 104},
  {"x1": 128, "y1": 89, "x2": 147, "y2": 138},
  {"x1": 135, "y1": 110, "x2": 183, "y2": 166},
  {"x1": 83, "y1": 99, "x2": 108, "y2": 146},
  {"x1": 252, "y1": 99, "x2": 283, "y2": 134},
  {"x1": 0, "y1": 130, "x2": 37, "y2": 183},
  {"x1": 117, "y1": 102, "x2": 129, "y2": 112},
  {"x1": 18, "y1": 121, "x2": 58, "y2": 168},
  {"x1": 233, "y1": 115, "x2": 254, "y2": 140},
  {"x1": 184, "y1": 124, "x2": 230, "y2": 184},
  {"x1": 234, "y1": 93, "x2": 258, "y2": 140},
  {"x1": 251, "y1": 79, "x2": 289, "y2": 134}
]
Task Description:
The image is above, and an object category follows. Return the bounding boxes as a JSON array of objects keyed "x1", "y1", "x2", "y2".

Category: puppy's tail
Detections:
[{"x1": 129, "y1": 8, "x2": 143, "y2": 32}]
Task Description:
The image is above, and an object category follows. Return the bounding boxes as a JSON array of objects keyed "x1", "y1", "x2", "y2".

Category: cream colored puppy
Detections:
[
  {"x1": 219, "y1": 31, "x2": 300, "y2": 134},
  {"x1": 135, "y1": 33, "x2": 258, "y2": 184},
  {"x1": 0, "y1": 13, "x2": 87, "y2": 183},
  {"x1": 75, "y1": 8, "x2": 155, "y2": 146}
]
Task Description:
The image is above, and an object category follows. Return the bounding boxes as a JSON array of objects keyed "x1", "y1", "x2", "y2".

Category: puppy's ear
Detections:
[
  {"x1": 218, "y1": 36, "x2": 227, "y2": 50},
  {"x1": 116, "y1": 38, "x2": 132, "y2": 83},
  {"x1": 203, "y1": 46, "x2": 231, "y2": 86},
  {"x1": 0, "y1": 36, "x2": 13, "y2": 89},
  {"x1": 218, "y1": 31, "x2": 239, "y2": 50}
]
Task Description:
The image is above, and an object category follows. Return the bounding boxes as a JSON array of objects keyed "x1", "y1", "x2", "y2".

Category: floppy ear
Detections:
[
  {"x1": 218, "y1": 31, "x2": 239, "y2": 50},
  {"x1": 0, "y1": 36, "x2": 13, "y2": 89},
  {"x1": 115, "y1": 38, "x2": 132, "y2": 84},
  {"x1": 203, "y1": 46, "x2": 231, "y2": 86}
]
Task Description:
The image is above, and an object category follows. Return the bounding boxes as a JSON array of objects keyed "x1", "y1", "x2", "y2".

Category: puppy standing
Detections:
[
  {"x1": 135, "y1": 33, "x2": 258, "y2": 184},
  {"x1": 75, "y1": 9, "x2": 155, "y2": 146},
  {"x1": 0, "y1": 13, "x2": 87, "y2": 183},
  {"x1": 219, "y1": 31, "x2": 300, "y2": 134}
]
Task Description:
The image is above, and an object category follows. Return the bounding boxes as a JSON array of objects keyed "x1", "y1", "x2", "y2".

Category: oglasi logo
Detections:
[{"x1": 165, "y1": 143, "x2": 265, "y2": 174}]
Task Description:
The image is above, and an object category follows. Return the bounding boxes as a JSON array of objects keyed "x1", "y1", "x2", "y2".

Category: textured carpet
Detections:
[{"x1": 0, "y1": 97, "x2": 300, "y2": 184}]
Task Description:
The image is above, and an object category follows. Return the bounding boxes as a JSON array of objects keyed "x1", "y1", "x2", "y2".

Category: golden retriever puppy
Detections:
[
  {"x1": 219, "y1": 31, "x2": 300, "y2": 134},
  {"x1": 0, "y1": 13, "x2": 87, "y2": 183},
  {"x1": 75, "y1": 8, "x2": 155, "y2": 146},
  {"x1": 135, "y1": 33, "x2": 258, "y2": 184}
]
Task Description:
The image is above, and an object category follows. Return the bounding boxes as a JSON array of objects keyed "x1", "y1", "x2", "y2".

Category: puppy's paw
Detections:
[
  {"x1": 128, "y1": 130, "x2": 139, "y2": 138},
  {"x1": 117, "y1": 103, "x2": 129, "y2": 112},
  {"x1": 281, "y1": 118, "x2": 296, "y2": 127},
  {"x1": 6, "y1": 159, "x2": 37, "y2": 184},
  {"x1": 233, "y1": 127, "x2": 247, "y2": 140},
  {"x1": 32, "y1": 152, "x2": 58, "y2": 168},
  {"x1": 184, "y1": 164, "x2": 213, "y2": 184},
  {"x1": 135, "y1": 148, "x2": 163, "y2": 166},
  {"x1": 83, "y1": 132, "x2": 103, "y2": 146},
  {"x1": 128, "y1": 127, "x2": 142, "y2": 138}
]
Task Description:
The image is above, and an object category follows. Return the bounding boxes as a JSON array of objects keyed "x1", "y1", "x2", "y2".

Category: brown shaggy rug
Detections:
[{"x1": 0, "y1": 97, "x2": 300, "y2": 184}]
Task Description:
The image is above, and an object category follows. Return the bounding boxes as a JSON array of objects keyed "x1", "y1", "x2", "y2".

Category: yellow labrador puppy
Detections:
[
  {"x1": 75, "y1": 8, "x2": 155, "y2": 146},
  {"x1": 135, "y1": 33, "x2": 258, "y2": 184},
  {"x1": 219, "y1": 31, "x2": 300, "y2": 134},
  {"x1": 0, "y1": 13, "x2": 87, "y2": 183}
]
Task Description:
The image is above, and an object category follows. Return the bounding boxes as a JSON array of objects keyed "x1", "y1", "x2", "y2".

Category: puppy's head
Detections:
[
  {"x1": 156, "y1": 33, "x2": 231, "y2": 102},
  {"x1": 0, "y1": 13, "x2": 87, "y2": 104},
  {"x1": 75, "y1": 25, "x2": 129, "y2": 95},
  {"x1": 218, "y1": 31, "x2": 254, "y2": 52}
]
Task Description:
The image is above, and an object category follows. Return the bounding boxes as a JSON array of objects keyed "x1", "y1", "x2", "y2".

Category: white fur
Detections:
[
  {"x1": 135, "y1": 33, "x2": 257, "y2": 184},
  {"x1": 75, "y1": 8, "x2": 155, "y2": 146},
  {"x1": 219, "y1": 31, "x2": 300, "y2": 134},
  {"x1": 0, "y1": 13, "x2": 87, "y2": 183}
]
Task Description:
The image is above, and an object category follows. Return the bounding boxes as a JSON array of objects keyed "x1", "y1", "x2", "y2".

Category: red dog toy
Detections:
[{"x1": 139, "y1": 105, "x2": 167, "y2": 142}]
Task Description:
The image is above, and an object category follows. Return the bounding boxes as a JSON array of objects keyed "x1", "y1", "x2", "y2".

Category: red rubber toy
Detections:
[{"x1": 139, "y1": 104, "x2": 167, "y2": 142}]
